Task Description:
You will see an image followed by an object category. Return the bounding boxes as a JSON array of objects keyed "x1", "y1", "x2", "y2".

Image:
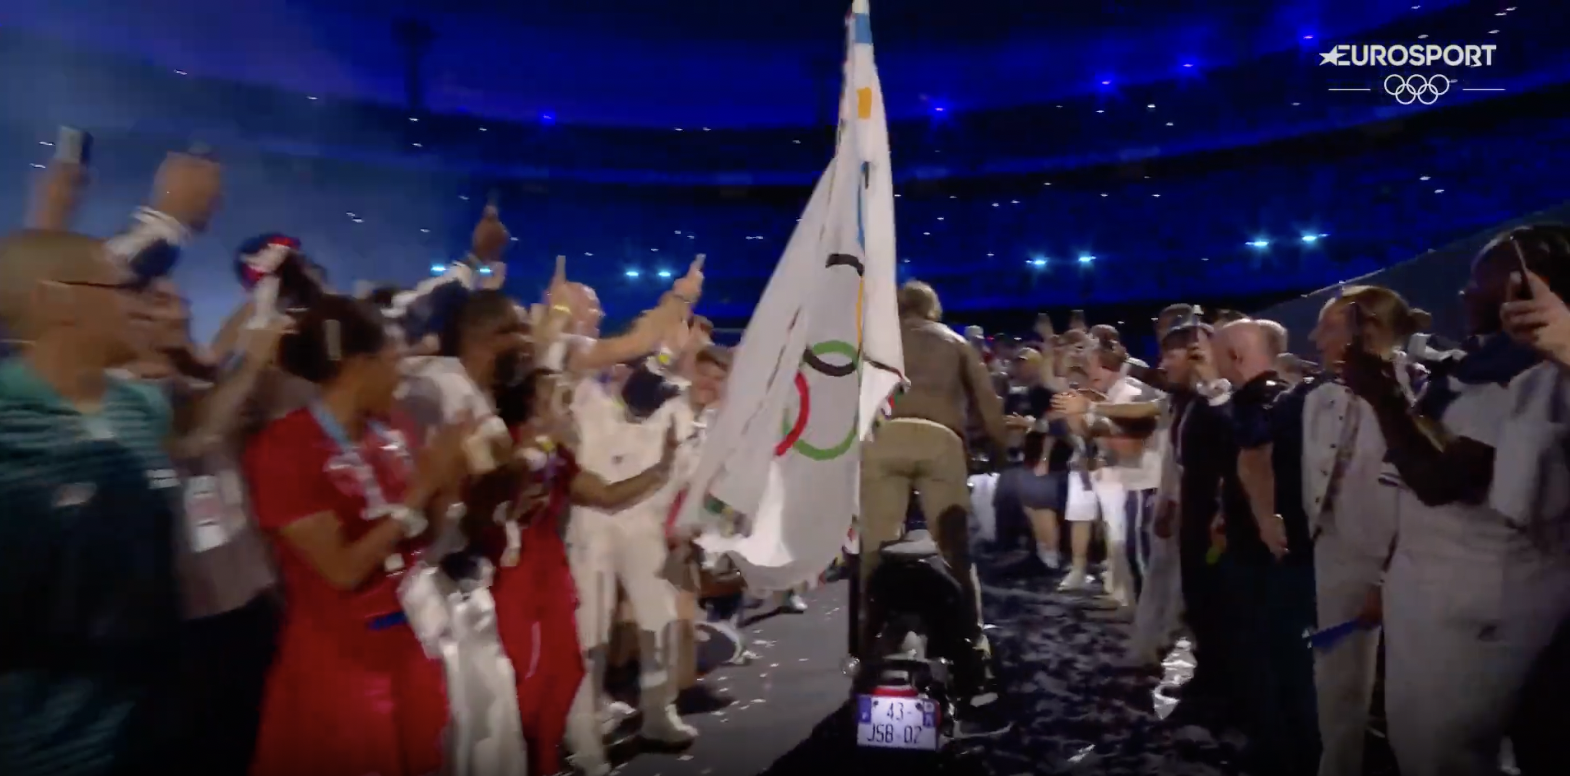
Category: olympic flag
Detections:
[{"x1": 678, "y1": 0, "x2": 904, "y2": 592}]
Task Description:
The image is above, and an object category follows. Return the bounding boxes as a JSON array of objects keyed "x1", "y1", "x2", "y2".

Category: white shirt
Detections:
[
  {"x1": 1301, "y1": 381, "x2": 1398, "y2": 561},
  {"x1": 1491, "y1": 362, "x2": 1570, "y2": 536},
  {"x1": 571, "y1": 379, "x2": 701, "y2": 523},
  {"x1": 1095, "y1": 376, "x2": 1166, "y2": 492}
]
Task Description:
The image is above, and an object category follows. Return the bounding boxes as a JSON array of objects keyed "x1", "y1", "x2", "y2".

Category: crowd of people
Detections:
[
  {"x1": 3, "y1": 146, "x2": 1570, "y2": 776},
  {"x1": 0, "y1": 152, "x2": 805, "y2": 776},
  {"x1": 949, "y1": 226, "x2": 1570, "y2": 776}
]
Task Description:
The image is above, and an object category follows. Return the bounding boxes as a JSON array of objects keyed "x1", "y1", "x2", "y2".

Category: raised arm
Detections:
[{"x1": 569, "y1": 256, "x2": 704, "y2": 375}]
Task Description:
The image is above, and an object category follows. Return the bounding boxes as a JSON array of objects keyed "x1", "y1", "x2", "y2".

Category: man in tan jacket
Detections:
[{"x1": 857, "y1": 281, "x2": 1007, "y2": 662}]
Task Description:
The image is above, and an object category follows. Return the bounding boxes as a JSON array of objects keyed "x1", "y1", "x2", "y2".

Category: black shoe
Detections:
[{"x1": 676, "y1": 683, "x2": 735, "y2": 715}]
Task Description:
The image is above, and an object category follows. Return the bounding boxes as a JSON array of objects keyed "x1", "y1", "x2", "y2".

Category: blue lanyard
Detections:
[{"x1": 309, "y1": 402, "x2": 393, "y2": 513}]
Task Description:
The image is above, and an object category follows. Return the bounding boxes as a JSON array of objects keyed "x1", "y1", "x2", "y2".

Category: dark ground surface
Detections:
[{"x1": 611, "y1": 551, "x2": 1406, "y2": 776}]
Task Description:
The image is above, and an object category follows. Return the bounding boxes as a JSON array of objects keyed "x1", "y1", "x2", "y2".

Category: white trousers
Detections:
[
  {"x1": 565, "y1": 505, "x2": 680, "y2": 713},
  {"x1": 1066, "y1": 473, "x2": 1130, "y2": 600},
  {"x1": 1384, "y1": 549, "x2": 1570, "y2": 776},
  {"x1": 1129, "y1": 513, "x2": 1183, "y2": 660},
  {"x1": 1313, "y1": 527, "x2": 1385, "y2": 776}
]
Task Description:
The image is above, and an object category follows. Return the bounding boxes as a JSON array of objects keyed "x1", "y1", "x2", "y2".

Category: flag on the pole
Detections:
[{"x1": 679, "y1": 0, "x2": 904, "y2": 592}]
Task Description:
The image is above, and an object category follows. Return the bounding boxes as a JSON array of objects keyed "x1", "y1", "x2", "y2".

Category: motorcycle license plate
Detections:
[{"x1": 856, "y1": 693, "x2": 939, "y2": 751}]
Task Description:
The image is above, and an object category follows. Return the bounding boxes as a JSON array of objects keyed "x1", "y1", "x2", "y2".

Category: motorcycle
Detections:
[{"x1": 843, "y1": 523, "x2": 1008, "y2": 774}]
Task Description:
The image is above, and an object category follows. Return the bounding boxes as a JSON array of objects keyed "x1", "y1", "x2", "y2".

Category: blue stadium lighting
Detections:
[
  {"x1": 429, "y1": 263, "x2": 446, "y2": 276},
  {"x1": 1301, "y1": 234, "x2": 1320, "y2": 244},
  {"x1": 625, "y1": 269, "x2": 641, "y2": 279},
  {"x1": 1077, "y1": 255, "x2": 1095, "y2": 264},
  {"x1": 1183, "y1": 63, "x2": 1195, "y2": 69},
  {"x1": 1248, "y1": 239, "x2": 1271, "y2": 249},
  {"x1": 657, "y1": 269, "x2": 673, "y2": 279},
  {"x1": 1303, "y1": 35, "x2": 1315, "y2": 40},
  {"x1": 1029, "y1": 257, "x2": 1047, "y2": 268},
  {"x1": 541, "y1": 113, "x2": 556, "y2": 124}
]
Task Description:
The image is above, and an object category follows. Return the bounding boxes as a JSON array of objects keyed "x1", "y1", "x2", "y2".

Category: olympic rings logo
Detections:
[
  {"x1": 779, "y1": 340, "x2": 861, "y2": 461},
  {"x1": 1383, "y1": 74, "x2": 1450, "y2": 106}
]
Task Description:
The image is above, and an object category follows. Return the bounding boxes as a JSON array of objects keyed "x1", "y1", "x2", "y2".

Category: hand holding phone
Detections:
[
  {"x1": 1511, "y1": 237, "x2": 1535, "y2": 301},
  {"x1": 56, "y1": 127, "x2": 93, "y2": 166}
]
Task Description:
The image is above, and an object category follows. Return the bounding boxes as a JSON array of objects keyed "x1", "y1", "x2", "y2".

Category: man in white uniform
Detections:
[
  {"x1": 567, "y1": 355, "x2": 702, "y2": 749},
  {"x1": 545, "y1": 262, "x2": 705, "y2": 775}
]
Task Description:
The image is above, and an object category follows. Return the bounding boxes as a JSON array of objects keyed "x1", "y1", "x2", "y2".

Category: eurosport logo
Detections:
[
  {"x1": 1319, "y1": 43, "x2": 1501, "y2": 105},
  {"x1": 1319, "y1": 44, "x2": 1497, "y2": 68}
]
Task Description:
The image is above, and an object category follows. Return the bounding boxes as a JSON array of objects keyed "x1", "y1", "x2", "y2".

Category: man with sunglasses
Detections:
[{"x1": 0, "y1": 229, "x2": 187, "y2": 776}]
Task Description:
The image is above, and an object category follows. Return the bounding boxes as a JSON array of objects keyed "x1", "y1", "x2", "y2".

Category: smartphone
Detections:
[
  {"x1": 56, "y1": 126, "x2": 92, "y2": 165},
  {"x1": 1511, "y1": 236, "x2": 1534, "y2": 300}
]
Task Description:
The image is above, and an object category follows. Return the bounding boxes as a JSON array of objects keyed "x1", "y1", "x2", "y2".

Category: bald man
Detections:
[
  {"x1": 0, "y1": 230, "x2": 188, "y2": 776},
  {"x1": 1209, "y1": 318, "x2": 1320, "y2": 775}
]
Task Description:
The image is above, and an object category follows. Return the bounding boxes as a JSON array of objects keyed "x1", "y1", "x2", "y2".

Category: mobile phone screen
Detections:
[{"x1": 56, "y1": 127, "x2": 92, "y2": 165}]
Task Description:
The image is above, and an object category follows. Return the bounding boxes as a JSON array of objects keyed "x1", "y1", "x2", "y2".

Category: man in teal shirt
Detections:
[{"x1": 0, "y1": 230, "x2": 184, "y2": 776}]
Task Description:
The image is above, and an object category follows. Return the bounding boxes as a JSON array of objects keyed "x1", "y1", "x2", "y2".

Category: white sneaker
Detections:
[
  {"x1": 1037, "y1": 548, "x2": 1063, "y2": 570},
  {"x1": 780, "y1": 590, "x2": 808, "y2": 613},
  {"x1": 598, "y1": 700, "x2": 636, "y2": 736},
  {"x1": 1058, "y1": 569, "x2": 1089, "y2": 590},
  {"x1": 640, "y1": 703, "x2": 698, "y2": 746}
]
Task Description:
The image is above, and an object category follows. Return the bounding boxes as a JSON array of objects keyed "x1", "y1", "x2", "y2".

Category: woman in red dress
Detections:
[
  {"x1": 244, "y1": 297, "x2": 472, "y2": 776},
  {"x1": 484, "y1": 367, "x2": 678, "y2": 776}
]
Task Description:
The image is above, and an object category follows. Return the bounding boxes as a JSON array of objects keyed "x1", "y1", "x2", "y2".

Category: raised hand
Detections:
[
  {"x1": 471, "y1": 205, "x2": 510, "y2": 262},
  {"x1": 151, "y1": 152, "x2": 223, "y2": 232},
  {"x1": 1503, "y1": 271, "x2": 1570, "y2": 367},
  {"x1": 1034, "y1": 314, "x2": 1055, "y2": 341},
  {"x1": 673, "y1": 254, "x2": 704, "y2": 302},
  {"x1": 546, "y1": 254, "x2": 569, "y2": 307}
]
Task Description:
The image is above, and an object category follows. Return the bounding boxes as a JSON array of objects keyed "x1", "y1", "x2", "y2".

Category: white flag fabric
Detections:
[{"x1": 681, "y1": 0, "x2": 904, "y2": 592}]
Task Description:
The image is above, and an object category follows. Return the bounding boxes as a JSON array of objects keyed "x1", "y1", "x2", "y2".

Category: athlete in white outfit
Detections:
[{"x1": 539, "y1": 258, "x2": 705, "y2": 776}]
